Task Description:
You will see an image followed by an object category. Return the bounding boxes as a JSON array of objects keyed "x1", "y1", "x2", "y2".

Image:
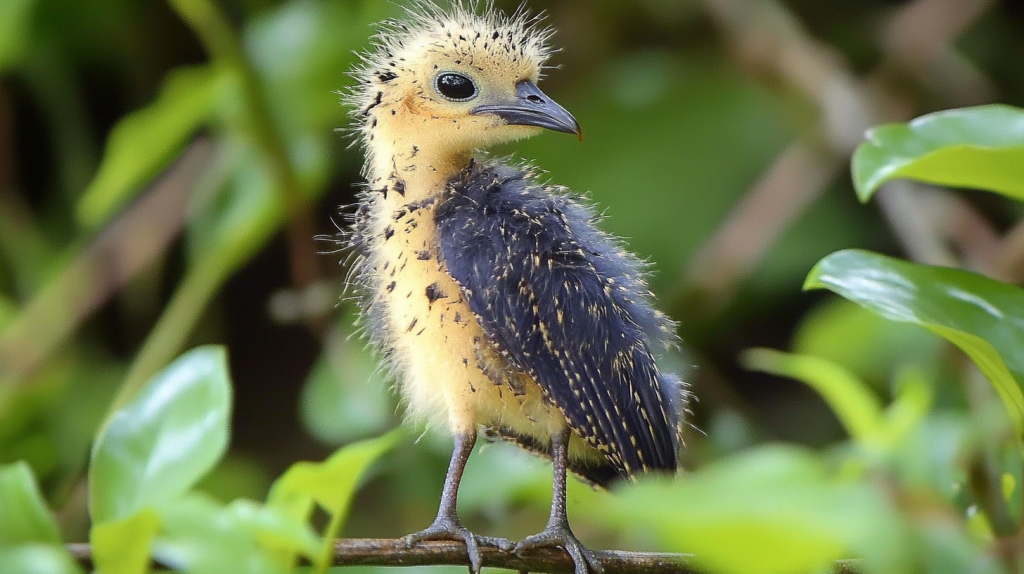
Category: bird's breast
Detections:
[{"x1": 365, "y1": 196, "x2": 564, "y2": 437}]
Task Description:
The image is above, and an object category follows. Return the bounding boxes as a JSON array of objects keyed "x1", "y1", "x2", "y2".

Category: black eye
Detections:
[{"x1": 435, "y1": 73, "x2": 477, "y2": 101}]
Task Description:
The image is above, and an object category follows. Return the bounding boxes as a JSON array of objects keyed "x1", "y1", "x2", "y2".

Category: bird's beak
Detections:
[{"x1": 471, "y1": 80, "x2": 582, "y2": 140}]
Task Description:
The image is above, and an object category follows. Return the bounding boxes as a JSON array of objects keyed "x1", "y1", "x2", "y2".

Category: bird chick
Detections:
[{"x1": 345, "y1": 3, "x2": 688, "y2": 573}]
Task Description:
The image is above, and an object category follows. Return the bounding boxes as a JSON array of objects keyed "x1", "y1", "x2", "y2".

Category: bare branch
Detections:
[
  {"x1": 0, "y1": 139, "x2": 215, "y2": 388},
  {"x1": 66, "y1": 538, "x2": 697, "y2": 574}
]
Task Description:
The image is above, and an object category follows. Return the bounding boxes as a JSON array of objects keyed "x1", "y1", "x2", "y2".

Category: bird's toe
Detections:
[
  {"x1": 403, "y1": 518, "x2": 512, "y2": 574},
  {"x1": 478, "y1": 534, "x2": 516, "y2": 552},
  {"x1": 515, "y1": 524, "x2": 604, "y2": 574}
]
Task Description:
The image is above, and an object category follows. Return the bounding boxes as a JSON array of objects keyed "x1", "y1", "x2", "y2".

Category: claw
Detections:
[
  {"x1": 404, "y1": 517, "x2": 514, "y2": 574},
  {"x1": 403, "y1": 430, "x2": 517, "y2": 573},
  {"x1": 514, "y1": 429, "x2": 604, "y2": 574},
  {"x1": 515, "y1": 523, "x2": 604, "y2": 574}
]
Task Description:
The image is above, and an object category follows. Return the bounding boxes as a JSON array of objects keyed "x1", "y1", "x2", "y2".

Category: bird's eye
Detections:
[{"x1": 435, "y1": 73, "x2": 477, "y2": 101}]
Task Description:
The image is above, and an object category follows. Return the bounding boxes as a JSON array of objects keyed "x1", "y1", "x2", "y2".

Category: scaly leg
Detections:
[
  {"x1": 403, "y1": 429, "x2": 514, "y2": 573},
  {"x1": 515, "y1": 429, "x2": 604, "y2": 574}
]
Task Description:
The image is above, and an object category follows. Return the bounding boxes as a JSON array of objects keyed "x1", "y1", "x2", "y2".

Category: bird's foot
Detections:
[
  {"x1": 403, "y1": 517, "x2": 514, "y2": 574},
  {"x1": 515, "y1": 523, "x2": 604, "y2": 574}
]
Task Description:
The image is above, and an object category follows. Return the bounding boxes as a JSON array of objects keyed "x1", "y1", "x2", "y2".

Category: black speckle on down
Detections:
[{"x1": 435, "y1": 160, "x2": 685, "y2": 479}]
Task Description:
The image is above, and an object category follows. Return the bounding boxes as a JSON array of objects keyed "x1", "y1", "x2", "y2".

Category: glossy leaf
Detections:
[
  {"x1": 0, "y1": 462, "x2": 62, "y2": 546},
  {"x1": 599, "y1": 446, "x2": 906, "y2": 574},
  {"x1": 805, "y1": 250, "x2": 1024, "y2": 433},
  {"x1": 77, "y1": 65, "x2": 226, "y2": 228},
  {"x1": 742, "y1": 348, "x2": 883, "y2": 441},
  {"x1": 90, "y1": 510, "x2": 160, "y2": 574},
  {"x1": 852, "y1": 105, "x2": 1024, "y2": 202},
  {"x1": 268, "y1": 430, "x2": 400, "y2": 573},
  {"x1": 792, "y1": 298, "x2": 939, "y2": 385},
  {"x1": 89, "y1": 346, "x2": 232, "y2": 523}
]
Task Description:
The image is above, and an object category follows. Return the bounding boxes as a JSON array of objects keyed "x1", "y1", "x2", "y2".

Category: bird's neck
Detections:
[{"x1": 365, "y1": 138, "x2": 472, "y2": 204}]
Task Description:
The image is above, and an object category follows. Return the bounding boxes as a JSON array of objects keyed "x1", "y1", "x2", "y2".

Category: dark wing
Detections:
[{"x1": 435, "y1": 162, "x2": 684, "y2": 479}]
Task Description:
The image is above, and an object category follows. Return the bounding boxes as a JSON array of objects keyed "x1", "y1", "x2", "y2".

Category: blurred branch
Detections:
[
  {"x1": 682, "y1": 141, "x2": 841, "y2": 302},
  {"x1": 872, "y1": 181, "x2": 959, "y2": 268},
  {"x1": 993, "y1": 221, "x2": 1024, "y2": 283},
  {"x1": 0, "y1": 139, "x2": 214, "y2": 387},
  {"x1": 109, "y1": 0, "x2": 326, "y2": 411},
  {"x1": 168, "y1": 0, "x2": 320, "y2": 292},
  {"x1": 879, "y1": 0, "x2": 997, "y2": 105},
  {"x1": 682, "y1": 0, "x2": 996, "y2": 313},
  {"x1": 65, "y1": 538, "x2": 863, "y2": 574}
]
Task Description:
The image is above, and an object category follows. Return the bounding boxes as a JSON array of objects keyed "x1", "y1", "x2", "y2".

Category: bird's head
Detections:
[{"x1": 349, "y1": 2, "x2": 580, "y2": 162}]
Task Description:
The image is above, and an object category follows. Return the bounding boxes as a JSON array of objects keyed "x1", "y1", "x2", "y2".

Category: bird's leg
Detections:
[
  {"x1": 403, "y1": 429, "x2": 514, "y2": 573},
  {"x1": 515, "y1": 429, "x2": 604, "y2": 574}
]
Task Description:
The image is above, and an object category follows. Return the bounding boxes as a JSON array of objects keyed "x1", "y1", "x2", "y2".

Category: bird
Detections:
[{"x1": 343, "y1": 2, "x2": 688, "y2": 573}]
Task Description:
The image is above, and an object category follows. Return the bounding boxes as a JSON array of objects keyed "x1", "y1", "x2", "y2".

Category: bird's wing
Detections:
[{"x1": 435, "y1": 163, "x2": 682, "y2": 478}]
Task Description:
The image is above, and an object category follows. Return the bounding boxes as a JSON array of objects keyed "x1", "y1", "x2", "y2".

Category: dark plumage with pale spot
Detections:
[{"x1": 437, "y1": 160, "x2": 684, "y2": 480}]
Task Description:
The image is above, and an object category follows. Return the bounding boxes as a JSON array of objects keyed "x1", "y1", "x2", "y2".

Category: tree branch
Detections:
[
  {"x1": 65, "y1": 538, "x2": 696, "y2": 573},
  {"x1": 65, "y1": 538, "x2": 868, "y2": 573},
  {"x1": 0, "y1": 138, "x2": 214, "y2": 388}
]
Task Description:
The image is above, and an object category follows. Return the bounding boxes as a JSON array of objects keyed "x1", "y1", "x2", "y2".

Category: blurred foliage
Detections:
[{"x1": 3, "y1": 0, "x2": 1024, "y2": 573}]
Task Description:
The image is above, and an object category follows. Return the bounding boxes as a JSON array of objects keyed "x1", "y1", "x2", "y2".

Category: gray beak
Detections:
[{"x1": 471, "y1": 80, "x2": 582, "y2": 140}]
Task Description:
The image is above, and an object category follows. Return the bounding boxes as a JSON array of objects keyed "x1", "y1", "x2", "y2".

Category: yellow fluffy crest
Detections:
[{"x1": 346, "y1": 1, "x2": 554, "y2": 133}]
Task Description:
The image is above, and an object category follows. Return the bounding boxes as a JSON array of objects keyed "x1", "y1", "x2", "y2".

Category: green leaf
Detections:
[
  {"x1": 0, "y1": 0, "x2": 38, "y2": 73},
  {"x1": 185, "y1": 140, "x2": 284, "y2": 271},
  {"x1": 151, "y1": 494, "x2": 318, "y2": 574},
  {"x1": 89, "y1": 346, "x2": 232, "y2": 524},
  {"x1": 0, "y1": 461, "x2": 61, "y2": 546},
  {"x1": 195, "y1": 456, "x2": 272, "y2": 504},
  {"x1": 0, "y1": 545, "x2": 81, "y2": 574},
  {"x1": 0, "y1": 462, "x2": 78, "y2": 574},
  {"x1": 244, "y1": 0, "x2": 378, "y2": 133},
  {"x1": 1000, "y1": 441, "x2": 1023, "y2": 527},
  {"x1": 268, "y1": 430, "x2": 401, "y2": 573},
  {"x1": 792, "y1": 298, "x2": 940, "y2": 386},
  {"x1": 918, "y1": 519, "x2": 1005, "y2": 574},
  {"x1": 805, "y1": 249, "x2": 1024, "y2": 434},
  {"x1": 876, "y1": 366, "x2": 933, "y2": 450},
  {"x1": 598, "y1": 446, "x2": 907, "y2": 574},
  {"x1": 90, "y1": 510, "x2": 160, "y2": 574},
  {"x1": 268, "y1": 429, "x2": 401, "y2": 519},
  {"x1": 77, "y1": 65, "x2": 226, "y2": 228},
  {"x1": 152, "y1": 493, "x2": 276, "y2": 574},
  {"x1": 893, "y1": 414, "x2": 972, "y2": 500},
  {"x1": 741, "y1": 348, "x2": 883, "y2": 441},
  {"x1": 852, "y1": 104, "x2": 1024, "y2": 202},
  {"x1": 226, "y1": 499, "x2": 321, "y2": 560}
]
